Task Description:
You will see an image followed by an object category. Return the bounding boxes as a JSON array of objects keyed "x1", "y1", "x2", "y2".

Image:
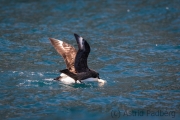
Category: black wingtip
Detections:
[
  {"x1": 74, "y1": 33, "x2": 80, "y2": 39},
  {"x1": 74, "y1": 33, "x2": 82, "y2": 46},
  {"x1": 74, "y1": 33, "x2": 79, "y2": 36}
]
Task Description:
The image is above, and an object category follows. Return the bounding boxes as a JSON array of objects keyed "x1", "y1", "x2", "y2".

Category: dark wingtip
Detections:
[
  {"x1": 49, "y1": 38, "x2": 53, "y2": 44},
  {"x1": 74, "y1": 33, "x2": 79, "y2": 37},
  {"x1": 74, "y1": 33, "x2": 81, "y2": 45},
  {"x1": 74, "y1": 33, "x2": 80, "y2": 40},
  {"x1": 49, "y1": 38, "x2": 54, "y2": 42},
  {"x1": 49, "y1": 38, "x2": 57, "y2": 45}
]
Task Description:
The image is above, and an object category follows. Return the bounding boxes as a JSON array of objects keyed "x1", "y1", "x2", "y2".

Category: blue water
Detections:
[{"x1": 0, "y1": 0, "x2": 180, "y2": 119}]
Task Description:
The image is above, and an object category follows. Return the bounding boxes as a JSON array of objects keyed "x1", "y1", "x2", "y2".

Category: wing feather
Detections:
[
  {"x1": 74, "y1": 34, "x2": 90, "y2": 73},
  {"x1": 49, "y1": 38, "x2": 77, "y2": 73}
]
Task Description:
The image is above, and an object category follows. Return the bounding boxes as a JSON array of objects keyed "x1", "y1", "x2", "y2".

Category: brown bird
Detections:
[{"x1": 49, "y1": 33, "x2": 106, "y2": 84}]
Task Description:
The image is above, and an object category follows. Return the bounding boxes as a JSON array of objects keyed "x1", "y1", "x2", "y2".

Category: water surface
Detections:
[{"x1": 0, "y1": 0, "x2": 180, "y2": 119}]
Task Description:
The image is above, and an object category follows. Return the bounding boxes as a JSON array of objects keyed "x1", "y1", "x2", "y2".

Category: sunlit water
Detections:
[{"x1": 0, "y1": 0, "x2": 180, "y2": 119}]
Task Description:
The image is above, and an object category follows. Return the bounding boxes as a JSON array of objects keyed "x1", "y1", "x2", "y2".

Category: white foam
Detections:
[
  {"x1": 44, "y1": 78, "x2": 54, "y2": 81},
  {"x1": 38, "y1": 73, "x2": 44, "y2": 76}
]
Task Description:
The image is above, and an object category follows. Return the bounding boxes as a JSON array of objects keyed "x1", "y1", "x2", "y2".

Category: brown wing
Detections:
[{"x1": 49, "y1": 38, "x2": 77, "y2": 73}]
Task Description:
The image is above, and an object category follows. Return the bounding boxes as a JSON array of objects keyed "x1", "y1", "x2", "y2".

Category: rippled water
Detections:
[{"x1": 0, "y1": 0, "x2": 180, "y2": 119}]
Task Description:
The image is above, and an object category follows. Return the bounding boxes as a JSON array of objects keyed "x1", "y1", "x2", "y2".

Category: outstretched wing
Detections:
[
  {"x1": 74, "y1": 34, "x2": 90, "y2": 73},
  {"x1": 49, "y1": 38, "x2": 77, "y2": 73}
]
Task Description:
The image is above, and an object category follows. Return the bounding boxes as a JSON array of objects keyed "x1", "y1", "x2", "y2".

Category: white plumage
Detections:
[{"x1": 59, "y1": 73, "x2": 106, "y2": 85}]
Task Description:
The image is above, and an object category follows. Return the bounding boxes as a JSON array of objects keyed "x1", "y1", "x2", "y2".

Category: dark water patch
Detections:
[{"x1": 1, "y1": 0, "x2": 180, "y2": 119}]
